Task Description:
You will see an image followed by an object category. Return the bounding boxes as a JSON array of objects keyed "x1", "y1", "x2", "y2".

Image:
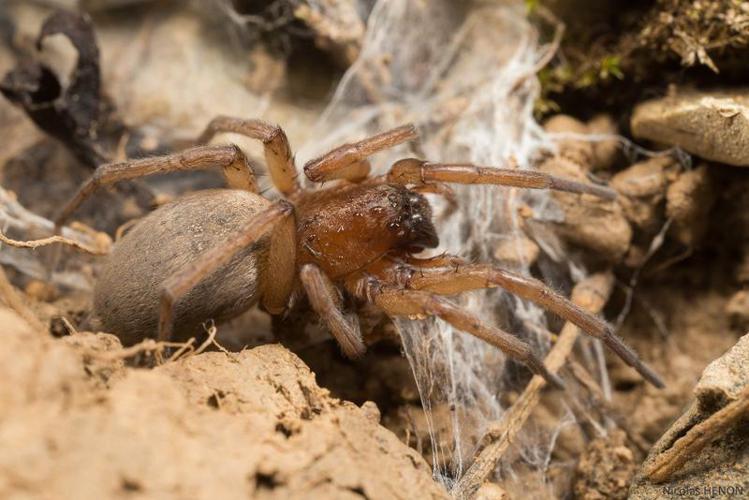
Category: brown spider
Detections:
[{"x1": 53, "y1": 117, "x2": 664, "y2": 389}]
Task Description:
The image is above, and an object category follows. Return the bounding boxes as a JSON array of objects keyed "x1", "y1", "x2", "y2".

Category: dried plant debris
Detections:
[
  {"x1": 638, "y1": 0, "x2": 749, "y2": 73},
  {"x1": 0, "y1": 10, "x2": 122, "y2": 167},
  {"x1": 631, "y1": 334, "x2": 749, "y2": 498}
]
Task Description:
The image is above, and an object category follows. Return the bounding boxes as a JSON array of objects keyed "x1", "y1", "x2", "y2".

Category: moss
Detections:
[{"x1": 534, "y1": 0, "x2": 749, "y2": 117}]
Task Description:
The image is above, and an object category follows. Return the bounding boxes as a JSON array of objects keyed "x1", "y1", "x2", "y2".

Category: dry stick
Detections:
[
  {"x1": 190, "y1": 324, "x2": 238, "y2": 361},
  {"x1": 0, "y1": 229, "x2": 109, "y2": 255},
  {"x1": 94, "y1": 338, "x2": 192, "y2": 362},
  {"x1": 0, "y1": 265, "x2": 47, "y2": 333},
  {"x1": 644, "y1": 384, "x2": 749, "y2": 483},
  {"x1": 166, "y1": 338, "x2": 196, "y2": 362},
  {"x1": 93, "y1": 324, "x2": 233, "y2": 364},
  {"x1": 452, "y1": 272, "x2": 615, "y2": 499},
  {"x1": 60, "y1": 316, "x2": 79, "y2": 335},
  {"x1": 192, "y1": 324, "x2": 218, "y2": 356}
]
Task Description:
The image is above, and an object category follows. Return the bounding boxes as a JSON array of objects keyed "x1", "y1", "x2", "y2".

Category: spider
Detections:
[{"x1": 52, "y1": 117, "x2": 664, "y2": 389}]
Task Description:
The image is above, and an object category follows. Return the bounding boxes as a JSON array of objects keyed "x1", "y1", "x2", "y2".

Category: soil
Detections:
[{"x1": 0, "y1": 306, "x2": 446, "y2": 499}]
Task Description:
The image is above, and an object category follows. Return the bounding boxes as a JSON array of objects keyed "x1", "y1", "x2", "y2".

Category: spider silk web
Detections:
[{"x1": 299, "y1": 0, "x2": 581, "y2": 490}]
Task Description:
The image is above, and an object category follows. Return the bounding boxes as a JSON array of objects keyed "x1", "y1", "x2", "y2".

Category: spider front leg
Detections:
[
  {"x1": 300, "y1": 263, "x2": 366, "y2": 358},
  {"x1": 159, "y1": 200, "x2": 294, "y2": 341},
  {"x1": 388, "y1": 258, "x2": 664, "y2": 388},
  {"x1": 387, "y1": 158, "x2": 617, "y2": 200},
  {"x1": 196, "y1": 116, "x2": 298, "y2": 195},
  {"x1": 303, "y1": 124, "x2": 417, "y2": 183},
  {"x1": 360, "y1": 281, "x2": 565, "y2": 389},
  {"x1": 55, "y1": 145, "x2": 258, "y2": 228}
]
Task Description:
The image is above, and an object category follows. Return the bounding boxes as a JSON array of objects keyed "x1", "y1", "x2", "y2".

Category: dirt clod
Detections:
[
  {"x1": 611, "y1": 156, "x2": 678, "y2": 234},
  {"x1": 666, "y1": 164, "x2": 715, "y2": 247},
  {"x1": 574, "y1": 430, "x2": 637, "y2": 500},
  {"x1": 540, "y1": 155, "x2": 632, "y2": 262},
  {"x1": 0, "y1": 307, "x2": 446, "y2": 500}
]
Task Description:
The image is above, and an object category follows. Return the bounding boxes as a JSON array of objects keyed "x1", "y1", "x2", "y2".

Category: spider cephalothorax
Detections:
[
  {"x1": 295, "y1": 183, "x2": 438, "y2": 278},
  {"x1": 51, "y1": 118, "x2": 664, "y2": 389}
]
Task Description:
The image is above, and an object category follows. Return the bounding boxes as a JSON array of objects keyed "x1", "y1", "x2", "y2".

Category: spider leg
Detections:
[
  {"x1": 55, "y1": 145, "x2": 258, "y2": 228},
  {"x1": 259, "y1": 202, "x2": 298, "y2": 315},
  {"x1": 300, "y1": 263, "x2": 366, "y2": 358},
  {"x1": 158, "y1": 200, "x2": 294, "y2": 342},
  {"x1": 387, "y1": 259, "x2": 664, "y2": 388},
  {"x1": 366, "y1": 283, "x2": 564, "y2": 389},
  {"x1": 387, "y1": 159, "x2": 616, "y2": 200},
  {"x1": 196, "y1": 116, "x2": 298, "y2": 196},
  {"x1": 303, "y1": 124, "x2": 417, "y2": 183}
]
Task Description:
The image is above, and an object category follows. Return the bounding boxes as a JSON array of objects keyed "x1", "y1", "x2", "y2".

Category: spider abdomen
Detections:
[{"x1": 94, "y1": 189, "x2": 271, "y2": 345}]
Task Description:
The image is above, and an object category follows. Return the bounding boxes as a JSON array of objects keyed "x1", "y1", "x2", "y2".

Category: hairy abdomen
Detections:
[{"x1": 94, "y1": 189, "x2": 271, "y2": 345}]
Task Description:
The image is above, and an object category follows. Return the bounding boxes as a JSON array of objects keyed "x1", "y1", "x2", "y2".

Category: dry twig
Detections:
[
  {"x1": 0, "y1": 229, "x2": 110, "y2": 255},
  {"x1": 644, "y1": 384, "x2": 749, "y2": 483},
  {"x1": 94, "y1": 338, "x2": 191, "y2": 363},
  {"x1": 91, "y1": 322, "x2": 235, "y2": 365},
  {"x1": 166, "y1": 338, "x2": 197, "y2": 362},
  {"x1": 452, "y1": 271, "x2": 615, "y2": 499}
]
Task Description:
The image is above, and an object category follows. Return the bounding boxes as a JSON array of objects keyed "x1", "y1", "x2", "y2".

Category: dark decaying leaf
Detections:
[{"x1": 0, "y1": 10, "x2": 122, "y2": 168}]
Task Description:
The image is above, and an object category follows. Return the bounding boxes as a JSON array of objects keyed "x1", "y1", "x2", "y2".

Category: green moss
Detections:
[
  {"x1": 533, "y1": 0, "x2": 749, "y2": 116},
  {"x1": 525, "y1": 0, "x2": 539, "y2": 14}
]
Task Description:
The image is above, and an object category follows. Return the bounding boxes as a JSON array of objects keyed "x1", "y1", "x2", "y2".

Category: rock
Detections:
[
  {"x1": 0, "y1": 306, "x2": 447, "y2": 500},
  {"x1": 695, "y1": 333, "x2": 749, "y2": 411},
  {"x1": 629, "y1": 333, "x2": 749, "y2": 499},
  {"x1": 631, "y1": 90, "x2": 749, "y2": 166}
]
